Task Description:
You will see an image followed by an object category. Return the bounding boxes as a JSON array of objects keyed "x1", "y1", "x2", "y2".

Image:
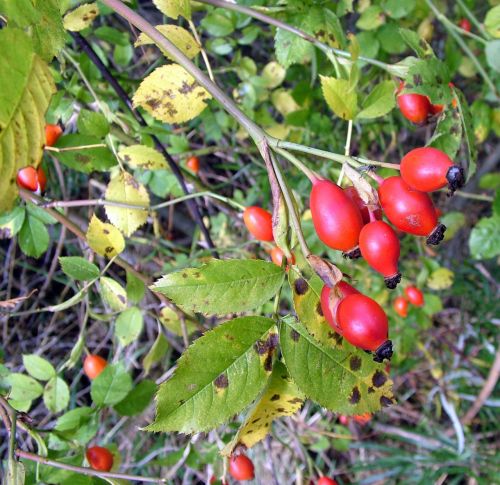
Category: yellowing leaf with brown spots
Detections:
[
  {"x1": 152, "y1": 0, "x2": 191, "y2": 20},
  {"x1": 86, "y1": 215, "x2": 125, "y2": 258},
  {"x1": 104, "y1": 171, "x2": 150, "y2": 237},
  {"x1": 100, "y1": 276, "x2": 127, "y2": 312},
  {"x1": 134, "y1": 25, "x2": 200, "y2": 61},
  {"x1": 280, "y1": 317, "x2": 394, "y2": 415},
  {"x1": 159, "y1": 307, "x2": 198, "y2": 336},
  {"x1": 223, "y1": 361, "x2": 304, "y2": 455},
  {"x1": 63, "y1": 3, "x2": 99, "y2": 32},
  {"x1": 118, "y1": 145, "x2": 167, "y2": 170},
  {"x1": 132, "y1": 64, "x2": 211, "y2": 124},
  {"x1": 146, "y1": 316, "x2": 276, "y2": 433}
]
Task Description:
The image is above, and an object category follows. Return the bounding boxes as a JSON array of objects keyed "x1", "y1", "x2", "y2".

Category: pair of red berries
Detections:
[
  {"x1": 339, "y1": 413, "x2": 372, "y2": 426},
  {"x1": 321, "y1": 281, "x2": 392, "y2": 362},
  {"x1": 86, "y1": 446, "x2": 113, "y2": 472},
  {"x1": 17, "y1": 166, "x2": 48, "y2": 194},
  {"x1": 393, "y1": 286, "x2": 424, "y2": 317}
]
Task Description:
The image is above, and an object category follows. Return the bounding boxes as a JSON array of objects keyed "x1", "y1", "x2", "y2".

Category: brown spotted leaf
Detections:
[
  {"x1": 222, "y1": 361, "x2": 304, "y2": 455},
  {"x1": 280, "y1": 317, "x2": 394, "y2": 415},
  {"x1": 132, "y1": 64, "x2": 211, "y2": 124},
  {"x1": 86, "y1": 214, "x2": 125, "y2": 258},
  {"x1": 146, "y1": 316, "x2": 276, "y2": 433}
]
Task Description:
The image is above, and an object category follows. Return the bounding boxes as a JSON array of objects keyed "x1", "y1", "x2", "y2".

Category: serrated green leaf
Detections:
[
  {"x1": 143, "y1": 331, "x2": 169, "y2": 375},
  {"x1": 357, "y1": 81, "x2": 396, "y2": 119},
  {"x1": 91, "y1": 363, "x2": 133, "y2": 406},
  {"x1": 31, "y1": 0, "x2": 66, "y2": 61},
  {"x1": 44, "y1": 376, "x2": 70, "y2": 413},
  {"x1": 0, "y1": 28, "x2": 55, "y2": 214},
  {"x1": 399, "y1": 27, "x2": 434, "y2": 58},
  {"x1": 7, "y1": 373, "x2": 44, "y2": 401},
  {"x1": 114, "y1": 379, "x2": 156, "y2": 416},
  {"x1": 469, "y1": 215, "x2": 500, "y2": 260},
  {"x1": 23, "y1": 354, "x2": 56, "y2": 381},
  {"x1": 19, "y1": 214, "x2": 49, "y2": 258},
  {"x1": 427, "y1": 109, "x2": 462, "y2": 159},
  {"x1": 0, "y1": 206, "x2": 25, "y2": 239},
  {"x1": 275, "y1": 28, "x2": 312, "y2": 68},
  {"x1": 59, "y1": 257, "x2": 100, "y2": 281},
  {"x1": 115, "y1": 307, "x2": 143, "y2": 347},
  {"x1": 280, "y1": 317, "x2": 394, "y2": 415},
  {"x1": 146, "y1": 316, "x2": 276, "y2": 433},
  {"x1": 77, "y1": 109, "x2": 109, "y2": 138},
  {"x1": 404, "y1": 58, "x2": 452, "y2": 105},
  {"x1": 151, "y1": 259, "x2": 285, "y2": 316},
  {"x1": 320, "y1": 76, "x2": 357, "y2": 120},
  {"x1": 100, "y1": 277, "x2": 127, "y2": 312}
]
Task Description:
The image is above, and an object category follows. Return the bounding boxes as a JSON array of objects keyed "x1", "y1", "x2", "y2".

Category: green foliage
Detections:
[
  {"x1": 469, "y1": 215, "x2": 500, "y2": 259},
  {"x1": 91, "y1": 363, "x2": 133, "y2": 406},
  {"x1": 59, "y1": 257, "x2": 100, "y2": 281}
]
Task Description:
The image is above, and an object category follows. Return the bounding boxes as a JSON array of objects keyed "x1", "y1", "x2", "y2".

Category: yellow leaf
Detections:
[
  {"x1": 104, "y1": 172, "x2": 150, "y2": 237},
  {"x1": 427, "y1": 268, "x2": 454, "y2": 290},
  {"x1": 135, "y1": 25, "x2": 200, "y2": 61},
  {"x1": 261, "y1": 61, "x2": 286, "y2": 89},
  {"x1": 86, "y1": 215, "x2": 125, "y2": 258},
  {"x1": 265, "y1": 124, "x2": 290, "y2": 139},
  {"x1": 63, "y1": 3, "x2": 99, "y2": 32},
  {"x1": 223, "y1": 361, "x2": 304, "y2": 455},
  {"x1": 100, "y1": 276, "x2": 127, "y2": 312},
  {"x1": 132, "y1": 64, "x2": 211, "y2": 124},
  {"x1": 159, "y1": 307, "x2": 198, "y2": 336},
  {"x1": 118, "y1": 145, "x2": 167, "y2": 170},
  {"x1": 152, "y1": 0, "x2": 191, "y2": 19},
  {"x1": 320, "y1": 75, "x2": 358, "y2": 120},
  {"x1": 271, "y1": 90, "x2": 299, "y2": 116}
]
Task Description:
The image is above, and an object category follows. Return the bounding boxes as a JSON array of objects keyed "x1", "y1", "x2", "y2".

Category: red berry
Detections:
[
  {"x1": 229, "y1": 454, "x2": 254, "y2": 481},
  {"x1": 83, "y1": 354, "x2": 107, "y2": 380},
  {"x1": 318, "y1": 478, "x2": 338, "y2": 485},
  {"x1": 310, "y1": 179, "x2": 364, "y2": 257},
  {"x1": 397, "y1": 83, "x2": 432, "y2": 124},
  {"x1": 45, "y1": 124, "x2": 63, "y2": 147},
  {"x1": 16, "y1": 167, "x2": 39, "y2": 192},
  {"x1": 393, "y1": 296, "x2": 409, "y2": 317},
  {"x1": 378, "y1": 176, "x2": 446, "y2": 245},
  {"x1": 186, "y1": 156, "x2": 200, "y2": 174},
  {"x1": 337, "y1": 294, "x2": 392, "y2": 362},
  {"x1": 320, "y1": 282, "x2": 360, "y2": 335},
  {"x1": 243, "y1": 206, "x2": 273, "y2": 242},
  {"x1": 86, "y1": 446, "x2": 113, "y2": 472},
  {"x1": 37, "y1": 167, "x2": 48, "y2": 193},
  {"x1": 270, "y1": 246, "x2": 295, "y2": 267},
  {"x1": 353, "y1": 413, "x2": 372, "y2": 425},
  {"x1": 344, "y1": 186, "x2": 382, "y2": 225},
  {"x1": 405, "y1": 285, "x2": 424, "y2": 307},
  {"x1": 400, "y1": 147, "x2": 464, "y2": 194},
  {"x1": 459, "y1": 18, "x2": 471, "y2": 32},
  {"x1": 359, "y1": 220, "x2": 401, "y2": 289},
  {"x1": 338, "y1": 415, "x2": 349, "y2": 425}
]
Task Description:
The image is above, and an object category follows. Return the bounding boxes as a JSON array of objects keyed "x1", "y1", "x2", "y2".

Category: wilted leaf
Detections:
[
  {"x1": 133, "y1": 64, "x2": 211, "y2": 124},
  {"x1": 135, "y1": 25, "x2": 200, "y2": 60},
  {"x1": 146, "y1": 316, "x2": 276, "y2": 433},
  {"x1": 105, "y1": 171, "x2": 150, "y2": 237},
  {"x1": 118, "y1": 145, "x2": 167, "y2": 170},
  {"x1": 159, "y1": 307, "x2": 197, "y2": 336},
  {"x1": 261, "y1": 61, "x2": 286, "y2": 89},
  {"x1": 86, "y1": 215, "x2": 125, "y2": 258},
  {"x1": 63, "y1": 3, "x2": 99, "y2": 32}
]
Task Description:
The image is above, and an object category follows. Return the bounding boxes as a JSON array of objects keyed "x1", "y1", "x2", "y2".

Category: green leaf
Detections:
[
  {"x1": 44, "y1": 376, "x2": 70, "y2": 413},
  {"x1": 280, "y1": 317, "x2": 394, "y2": 415},
  {"x1": 100, "y1": 277, "x2": 128, "y2": 312},
  {"x1": 485, "y1": 40, "x2": 500, "y2": 73},
  {"x1": 114, "y1": 379, "x2": 156, "y2": 416},
  {"x1": 0, "y1": 28, "x2": 55, "y2": 214},
  {"x1": 479, "y1": 173, "x2": 500, "y2": 190},
  {"x1": 6, "y1": 459, "x2": 25, "y2": 485},
  {"x1": 275, "y1": 28, "x2": 312, "y2": 68},
  {"x1": 469, "y1": 215, "x2": 500, "y2": 260},
  {"x1": 382, "y1": 0, "x2": 415, "y2": 19},
  {"x1": 19, "y1": 214, "x2": 49, "y2": 258},
  {"x1": 59, "y1": 257, "x2": 100, "y2": 281},
  {"x1": 143, "y1": 331, "x2": 169, "y2": 375},
  {"x1": 126, "y1": 271, "x2": 146, "y2": 304},
  {"x1": 115, "y1": 307, "x2": 143, "y2": 347},
  {"x1": 320, "y1": 76, "x2": 358, "y2": 120},
  {"x1": 23, "y1": 354, "x2": 56, "y2": 381},
  {"x1": 146, "y1": 316, "x2": 277, "y2": 433},
  {"x1": 0, "y1": 206, "x2": 25, "y2": 239},
  {"x1": 151, "y1": 259, "x2": 285, "y2": 316},
  {"x1": 455, "y1": 89, "x2": 477, "y2": 180},
  {"x1": 357, "y1": 81, "x2": 396, "y2": 119},
  {"x1": 398, "y1": 28, "x2": 433, "y2": 58},
  {"x1": 7, "y1": 373, "x2": 44, "y2": 401},
  {"x1": 77, "y1": 109, "x2": 109, "y2": 138},
  {"x1": 356, "y1": 6, "x2": 384, "y2": 31},
  {"x1": 54, "y1": 135, "x2": 117, "y2": 172},
  {"x1": 484, "y1": 5, "x2": 500, "y2": 38},
  {"x1": 55, "y1": 407, "x2": 94, "y2": 431},
  {"x1": 201, "y1": 9, "x2": 235, "y2": 37},
  {"x1": 26, "y1": 203, "x2": 57, "y2": 225},
  {"x1": 440, "y1": 212, "x2": 466, "y2": 241},
  {"x1": 153, "y1": 0, "x2": 191, "y2": 20},
  {"x1": 91, "y1": 363, "x2": 133, "y2": 406},
  {"x1": 427, "y1": 109, "x2": 462, "y2": 159}
]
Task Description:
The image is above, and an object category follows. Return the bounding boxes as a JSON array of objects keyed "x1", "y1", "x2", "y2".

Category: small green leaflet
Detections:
[
  {"x1": 19, "y1": 213, "x2": 49, "y2": 258},
  {"x1": 151, "y1": 259, "x2": 285, "y2": 316},
  {"x1": 320, "y1": 76, "x2": 358, "y2": 120},
  {"x1": 0, "y1": 207, "x2": 25, "y2": 239},
  {"x1": 454, "y1": 90, "x2": 477, "y2": 180},
  {"x1": 280, "y1": 317, "x2": 394, "y2": 415},
  {"x1": 115, "y1": 307, "x2": 143, "y2": 347},
  {"x1": 7, "y1": 373, "x2": 44, "y2": 401},
  {"x1": 114, "y1": 379, "x2": 156, "y2": 416},
  {"x1": 357, "y1": 81, "x2": 396, "y2": 119},
  {"x1": 427, "y1": 109, "x2": 462, "y2": 159},
  {"x1": 143, "y1": 331, "x2": 169, "y2": 374},
  {"x1": 43, "y1": 376, "x2": 70, "y2": 413},
  {"x1": 469, "y1": 215, "x2": 500, "y2": 260},
  {"x1": 23, "y1": 354, "x2": 56, "y2": 381},
  {"x1": 146, "y1": 316, "x2": 277, "y2": 434},
  {"x1": 91, "y1": 363, "x2": 132, "y2": 406},
  {"x1": 59, "y1": 257, "x2": 100, "y2": 281}
]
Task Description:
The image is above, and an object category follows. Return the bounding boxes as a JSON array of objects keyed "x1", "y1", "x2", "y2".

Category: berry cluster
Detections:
[{"x1": 393, "y1": 286, "x2": 425, "y2": 318}]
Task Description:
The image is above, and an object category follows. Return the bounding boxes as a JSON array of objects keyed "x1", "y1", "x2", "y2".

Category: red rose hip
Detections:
[
  {"x1": 405, "y1": 285, "x2": 424, "y2": 306},
  {"x1": 359, "y1": 220, "x2": 401, "y2": 289},
  {"x1": 243, "y1": 206, "x2": 273, "y2": 241},
  {"x1": 459, "y1": 18, "x2": 471, "y2": 32},
  {"x1": 229, "y1": 454, "x2": 254, "y2": 481},
  {"x1": 337, "y1": 293, "x2": 393, "y2": 362},
  {"x1": 344, "y1": 186, "x2": 382, "y2": 225},
  {"x1": 45, "y1": 124, "x2": 63, "y2": 147},
  {"x1": 320, "y1": 281, "x2": 360, "y2": 335},
  {"x1": 393, "y1": 296, "x2": 409, "y2": 317},
  {"x1": 378, "y1": 176, "x2": 446, "y2": 245},
  {"x1": 86, "y1": 446, "x2": 113, "y2": 472},
  {"x1": 318, "y1": 478, "x2": 338, "y2": 485},
  {"x1": 16, "y1": 167, "x2": 39, "y2": 192},
  {"x1": 186, "y1": 156, "x2": 200, "y2": 174},
  {"x1": 400, "y1": 147, "x2": 464, "y2": 194},
  {"x1": 397, "y1": 83, "x2": 432, "y2": 124},
  {"x1": 310, "y1": 179, "x2": 364, "y2": 258},
  {"x1": 83, "y1": 354, "x2": 107, "y2": 380}
]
